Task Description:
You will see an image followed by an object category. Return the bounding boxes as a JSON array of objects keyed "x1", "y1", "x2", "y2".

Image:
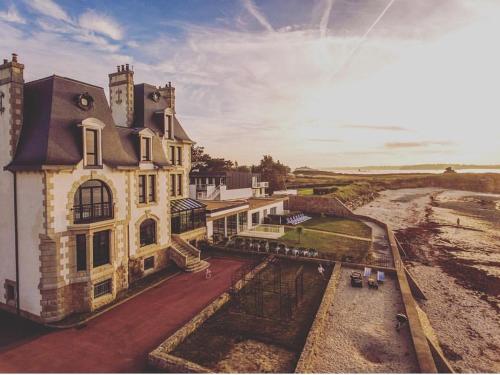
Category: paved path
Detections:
[{"x1": 0, "y1": 257, "x2": 250, "y2": 373}]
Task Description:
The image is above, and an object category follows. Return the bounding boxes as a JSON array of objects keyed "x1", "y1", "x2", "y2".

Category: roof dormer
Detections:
[
  {"x1": 78, "y1": 117, "x2": 106, "y2": 168},
  {"x1": 136, "y1": 128, "x2": 155, "y2": 163}
]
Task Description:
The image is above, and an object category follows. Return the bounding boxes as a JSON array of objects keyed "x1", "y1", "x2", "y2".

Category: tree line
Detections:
[{"x1": 191, "y1": 145, "x2": 290, "y2": 193}]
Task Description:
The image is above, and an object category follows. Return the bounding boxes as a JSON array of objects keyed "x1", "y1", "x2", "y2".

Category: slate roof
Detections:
[
  {"x1": 7, "y1": 75, "x2": 188, "y2": 170},
  {"x1": 133, "y1": 83, "x2": 192, "y2": 142}
]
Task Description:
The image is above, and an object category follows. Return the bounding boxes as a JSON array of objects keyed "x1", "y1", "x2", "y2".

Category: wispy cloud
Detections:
[
  {"x1": 319, "y1": 0, "x2": 335, "y2": 38},
  {"x1": 0, "y1": 5, "x2": 26, "y2": 24},
  {"x1": 342, "y1": 125, "x2": 408, "y2": 131},
  {"x1": 242, "y1": 0, "x2": 274, "y2": 32},
  {"x1": 27, "y1": 0, "x2": 71, "y2": 22},
  {"x1": 384, "y1": 141, "x2": 453, "y2": 149},
  {"x1": 308, "y1": 138, "x2": 342, "y2": 143},
  {"x1": 79, "y1": 10, "x2": 123, "y2": 40}
]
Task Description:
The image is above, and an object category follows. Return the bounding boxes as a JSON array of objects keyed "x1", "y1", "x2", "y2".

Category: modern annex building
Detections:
[{"x1": 0, "y1": 54, "x2": 209, "y2": 322}]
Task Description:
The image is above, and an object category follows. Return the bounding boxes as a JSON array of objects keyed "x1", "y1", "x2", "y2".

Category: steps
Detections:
[{"x1": 170, "y1": 236, "x2": 210, "y2": 273}]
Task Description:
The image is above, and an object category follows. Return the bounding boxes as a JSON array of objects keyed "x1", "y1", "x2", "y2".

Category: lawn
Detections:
[
  {"x1": 297, "y1": 188, "x2": 314, "y2": 196},
  {"x1": 301, "y1": 216, "x2": 372, "y2": 239},
  {"x1": 280, "y1": 228, "x2": 370, "y2": 262}
]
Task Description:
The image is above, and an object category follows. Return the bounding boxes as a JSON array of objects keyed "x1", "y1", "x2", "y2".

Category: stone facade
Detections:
[{"x1": 0, "y1": 55, "x2": 198, "y2": 322}]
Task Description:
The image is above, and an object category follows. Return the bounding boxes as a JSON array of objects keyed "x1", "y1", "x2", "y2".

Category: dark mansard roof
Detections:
[
  {"x1": 133, "y1": 83, "x2": 192, "y2": 142},
  {"x1": 6, "y1": 75, "x2": 180, "y2": 170}
]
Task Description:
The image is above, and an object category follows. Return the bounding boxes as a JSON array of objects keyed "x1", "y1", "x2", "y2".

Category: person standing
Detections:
[{"x1": 457, "y1": 217, "x2": 461, "y2": 227}]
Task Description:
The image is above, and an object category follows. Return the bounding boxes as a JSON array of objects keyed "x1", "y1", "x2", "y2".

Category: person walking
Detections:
[{"x1": 318, "y1": 263, "x2": 325, "y2": 279}]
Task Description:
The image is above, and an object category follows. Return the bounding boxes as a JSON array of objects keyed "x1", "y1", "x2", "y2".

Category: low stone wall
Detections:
[
  {"x1": 148, "y1": 257, "x2": 272, "y2": 372},
  {"x1": 299, "y1": 196, "x2": 442, "y2": 373},
  {"x1": 295, "y1": 262, "x2": 342, "y2": 373},
  {"x1": 288, "y1": 195, "x2": 354, "y2": 217}
]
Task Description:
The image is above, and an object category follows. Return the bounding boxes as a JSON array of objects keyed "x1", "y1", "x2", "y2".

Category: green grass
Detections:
[
  {"x1": 297, "y1": 188, "x2": 314, "y2": 196},
  {"x1": 280, "y1": 228, "x2": 370, "y2": 262},
  {"x1": 301, "y1": 216, "x2": 372, "y2": 238}
]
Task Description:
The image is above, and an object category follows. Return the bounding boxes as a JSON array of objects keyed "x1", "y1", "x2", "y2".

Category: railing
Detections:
[
  {"x1": 252, "y1": 181, "x2": 269, "y2": 188},
  {"x1": 169, "y1": 245, "x2": 188, "y2": 268},
  {"x1": 247, "y1": 224, "x2": 284, "y2": 234},
  {"x1": 172, "y1": 235, "x2": 201, "y2": 258},
  {"x1": 73, "y1": 202, "x2": 113, "y2": 224},
  {"x1": 206, "y1": 185, "x2": 221, "y2": 200}
]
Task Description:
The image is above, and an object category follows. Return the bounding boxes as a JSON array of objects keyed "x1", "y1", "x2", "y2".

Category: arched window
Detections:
[
  {"x1": 140, "y1": 219, "x2": 156, "y2": 247},
  {"x1": 73, "y1": 179, "x2": 113, "y2": 223}
]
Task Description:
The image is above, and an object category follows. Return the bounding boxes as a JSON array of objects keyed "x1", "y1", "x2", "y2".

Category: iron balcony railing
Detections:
[{"x1": 73, "y1": 202, "x2": 114, "y2": 224}]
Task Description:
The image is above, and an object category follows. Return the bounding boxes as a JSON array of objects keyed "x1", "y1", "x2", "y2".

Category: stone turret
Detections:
[{"x1": 108, "y1": 64, "x2": 134, "y2": 127}]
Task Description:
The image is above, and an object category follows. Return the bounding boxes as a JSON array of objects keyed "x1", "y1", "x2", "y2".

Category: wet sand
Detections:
[{"x1": 355, "y1": 188, "x2": 500, "y2": 373}]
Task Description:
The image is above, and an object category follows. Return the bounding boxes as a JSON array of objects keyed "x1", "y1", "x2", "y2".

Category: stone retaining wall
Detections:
[
  {"x1": 148, "y1": 257, "x2": 272, "y2": 372},
  {"x1": 294, "y1": 262, "x2": 342, "y2": 373}
]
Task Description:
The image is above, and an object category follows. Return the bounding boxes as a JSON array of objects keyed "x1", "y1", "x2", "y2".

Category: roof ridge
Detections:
[{"x1": 25, "y1": 75, "x2": 103, "y2": 89}]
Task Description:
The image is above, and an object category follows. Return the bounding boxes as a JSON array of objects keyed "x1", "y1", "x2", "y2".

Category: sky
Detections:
[{"x1": 0, "y1": 0, "x2": 499, "y2": 169}]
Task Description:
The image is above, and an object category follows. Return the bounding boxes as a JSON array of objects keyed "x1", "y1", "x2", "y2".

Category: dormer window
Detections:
[
  {"x1": 141, "y1": 136, "x2": 152, "y2": 162},
  {"x1": 86, "y1": 129, "x2": 98, "y2": 166},
  {"x1": 78, "y1": 118, "x2": 105, "y2": 168}
]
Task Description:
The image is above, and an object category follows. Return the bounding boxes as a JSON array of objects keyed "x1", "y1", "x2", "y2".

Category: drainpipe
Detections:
[{"x1": 13, "y1": 171, "x2": 20, "y2": 315}]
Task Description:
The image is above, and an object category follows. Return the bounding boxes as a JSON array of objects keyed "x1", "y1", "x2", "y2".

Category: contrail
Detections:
[
  {"x1": 330, "y1": 0, "x2": 397, "y2": 80},
  {"x1": 320, "y1": 0, "x2": 335, "y2": 38},
  {"x1": 242, "y1": 0, "x2": 274, "y2": 32}
]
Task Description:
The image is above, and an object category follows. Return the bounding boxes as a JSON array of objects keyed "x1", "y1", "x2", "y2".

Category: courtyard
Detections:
[{"x1": 0, "y1": 257, "x2": 251, "y2": 373}]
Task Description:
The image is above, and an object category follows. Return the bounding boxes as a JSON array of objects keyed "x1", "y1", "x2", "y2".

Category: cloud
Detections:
[
  {"x1": 79, "y1": 10, "x2": 123, "y2": 40},
  {"x1": 308, "y1": 138, "x2": 342, "y2": 143},
  {"x1": 384, "y1": 141, "x2": 453, "y2": 149},
  {"x1": 342, "y1": 125, "x2": 408, "y2": 131},
  {"x1": 0, "y1": 5, "x2": 26, "y2": 24},
  {"x1": 27, "y1": 0, "x2": 71, "y2": 22},
  {"x1": 319, "y1": 0, "x2": 335, "y2": 37},
  {"x1": 241, "y1": 0, "x2": 274, "y2": 32}
]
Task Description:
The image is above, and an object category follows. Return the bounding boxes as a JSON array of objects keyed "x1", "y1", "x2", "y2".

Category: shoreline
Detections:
[{"x1": 354, "y1": 188, "x2": 500, "y2": 373}]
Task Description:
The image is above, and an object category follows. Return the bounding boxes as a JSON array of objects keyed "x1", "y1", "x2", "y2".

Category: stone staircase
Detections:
[{"x1": 170, "y1": 235, "x2": 210, "y2": 273}]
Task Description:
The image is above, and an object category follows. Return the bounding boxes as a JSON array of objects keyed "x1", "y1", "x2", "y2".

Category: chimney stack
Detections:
[
  {"x1": 0, "y1": 53, "x2": 24, "y2": 158},
  {"x1": 108, "y1": 63, "x2": 134, "y2": 127},
  {"x1": 159, "y1": 81, "x2": 175, "y2": 111}
]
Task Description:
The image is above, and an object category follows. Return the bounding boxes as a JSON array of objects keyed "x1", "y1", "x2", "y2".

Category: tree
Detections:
[
  {"x1": 253, "y1": 155, "x2": 291, "y2": 193},
  {"x1": 191, "y1": 145, "x2": 211, "y2": 170},
  {"x1": 296, "y1": 226, "x2": 303, "y2": 244}
]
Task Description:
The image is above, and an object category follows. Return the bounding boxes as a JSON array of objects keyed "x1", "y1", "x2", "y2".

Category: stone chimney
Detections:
[
  {"x1": 108, "y1": 64, "x2": 134, "y2": 127},
  {"x1": 0, "y1": 53, "x2": 24, "y2": 159},
  {"x1": 159, "y1": 81, "x2": 175, "y2": 112}
]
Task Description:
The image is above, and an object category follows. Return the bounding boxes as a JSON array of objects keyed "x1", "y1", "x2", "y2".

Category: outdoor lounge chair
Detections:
[
  {"x1": 377, "y1": 271, "x2": 385, "y2": 283},
  {"x1": 363, "y1": 267, "x2": 372, "y2": 278}
]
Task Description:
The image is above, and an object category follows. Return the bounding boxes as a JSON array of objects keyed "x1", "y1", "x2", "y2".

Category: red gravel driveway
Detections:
[{"x1": 0, "y1": 257, "x2": 250, "y2": 373}]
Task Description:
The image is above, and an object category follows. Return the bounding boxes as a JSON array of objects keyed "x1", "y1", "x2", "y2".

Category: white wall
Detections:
[
  {"x1": 220, "y1": 186, "x2": 253, "y2": 200},
  {"x1": 16, "y1": 172, "x2": 44, "y2": 315},
  {"x1": 248, "y1": 201, "x2": 284, "y2": 227},
  {"x1": 0, "y1": 80, "x2": 16, "y2": 305}
]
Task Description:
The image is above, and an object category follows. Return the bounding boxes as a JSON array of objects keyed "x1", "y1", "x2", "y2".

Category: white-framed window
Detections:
[
  {"x1": 140, "y1": 136, "x2": 152, "y2": 162},
  {"x1": 78, "y1": 118, "x2": 105, "y2": 168}
]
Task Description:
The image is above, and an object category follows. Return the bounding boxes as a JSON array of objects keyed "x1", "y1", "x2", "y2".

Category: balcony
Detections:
[
  {"x1": 252, "y1": 181, "x2": 269, "y2": 188},
  {"x1": 73, "y1": 202, "x2": 114, "y2": 224}
]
